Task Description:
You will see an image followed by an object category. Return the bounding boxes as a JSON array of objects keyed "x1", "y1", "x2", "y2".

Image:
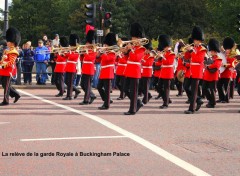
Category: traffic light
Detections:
[
  {"x1": 85, "y1": 3, "x2": 96, "y2": 26},
  {"x1": 237, "y1": 14, "x2": 240, "y2": 32},
  {"x1": 104, "y1": 12, "x2": 112, "y2": 28}
]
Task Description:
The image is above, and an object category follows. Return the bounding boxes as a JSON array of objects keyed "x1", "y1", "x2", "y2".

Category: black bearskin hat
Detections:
[
  {"x1": 86, "y1": 30, "x2": 95, "y2": 44},
  {"x1": 158, "y1": 34, "x2": 172, "y2": 51},
  {"x1": 130, "y1": 23, "x2": 145, "y2": 38},
  {"x1": 191, "y1": 26, "x2": 204, "y2": 41},
  {"x1": 188, "y1": 38, "x2": 193, "y2": 45},
  {"x1": 103, "y1": 32, "x2": 117, "y2": 46},
  {"x1": 69, "y1": 34, "x2": 80, "y2": 46},
  {"x1": 60, "y1": 36, "x2": 69, "y2": 47},
  {"x1": 223, "y1": 37, "x2": 235, "y2": 50},
  {"x1": 6, "y1": 27, "x2": 21, "y2": 46},
  {"x1": 208, "y1": 39, "x2": 220, "y2": 53}
]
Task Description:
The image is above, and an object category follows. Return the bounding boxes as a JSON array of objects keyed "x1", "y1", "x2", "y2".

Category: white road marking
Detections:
[
  {"x1": 18, "y1": 90, "x2": 211, "y2": 176},
  {"x1": 0, "y1": 122, "x2": 10, "y2": 125},
  {"x1": 21, "y1": 135, "x2": 128, "y2": 142}
]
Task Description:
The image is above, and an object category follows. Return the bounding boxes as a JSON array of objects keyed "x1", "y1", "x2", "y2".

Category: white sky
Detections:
[{"x1": 0, "y1": 0, "x2": 12, "y2": 10}]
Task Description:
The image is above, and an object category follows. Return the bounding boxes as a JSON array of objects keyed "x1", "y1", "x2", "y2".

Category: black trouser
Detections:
[
  {"x1": 97, "y1": 79, "x2": 111, "y2": 107},
  {"x1": 175, "y1": 77, "x2": 183, "y2": 95},
  {"x1": 115, "y1": 75, "x2": 125, "y2": 98},
  {"x1": 65, "y1": 72, "x2": 75, "y2": 98},
  {"x1": 202, "y1": 80, "x2": 216, "y2": 106},
  {"x1": 152, "y1": 76, "x2": 159, "y2": 92},
  {"x1": 124, "y1": 77, "x2": 141, "y2": 113},
  {"x1": 159, "y1": 78, "x2": 171, "y2": 106},
  {"x1": 80, "y1": 74, "x2": 95, "y2": 102},
  {"x1": 230, "y1": 79, "x2": 235, "y2": 99},
  {"x1": 55, "y1": 73, "x2": 65, "y2": 95},
  {"x1": 139, "y1": 77, "x2": 151, "y2": 104},
  {"x1": 217, "y1": 78, "x2": 230, "y2": 102},
  {"x1": 50, "y1": 63, "x2": 56, "y2": 84},
  {"x1": 198, "y1": 79, "x2": 203, "y2": 97},
  {"x1": 188, "y1": 78, "x2": 201, "y2": 111},
  {"x1": 1, "y1": 76, "x2": 20, "y2": 103},
  {"x1": 184, "y1": 77, "x2": 191, "y2": 100},
  {"x1": 23, "y1": 64, "x2": 33, "y2": 83}
]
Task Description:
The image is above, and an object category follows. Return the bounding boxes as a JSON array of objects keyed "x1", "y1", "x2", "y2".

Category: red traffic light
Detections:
[{"x1": 105, "y1": 12, "x2": 112, "y2": 20}]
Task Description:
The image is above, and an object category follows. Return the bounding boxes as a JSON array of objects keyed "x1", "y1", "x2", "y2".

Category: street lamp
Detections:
[{"x1": 3, "y1": 0, "x2": 9, "y2": 38}]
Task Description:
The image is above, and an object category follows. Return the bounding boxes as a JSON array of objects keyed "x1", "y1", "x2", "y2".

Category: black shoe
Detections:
[
  {"x1": 55, "y1": 93, "x2": 63, "y2": 97},
  {"x1": 98, "y1": 105, "x2": 109, "y2": 110},
  {"x1": 74, "y1": 90, "x2": 81, "y2": 99},
  {"x1": 148, "y1": 95, "x2": 152, "y2": 102},
  {"x1": 0, "y1": 102, "x2": 9, "y2": 106},
  {"x1": 216, "y1": 99, "x2": 222, "y2": 103},
  {"x1": 159, "y1": 105, "x2": 168, "y2": 109},
  {"x1": 206, "y1": 104, "x2": 215, "y2": 108},
  {"x1": 176, "y1": 94, "x2": 182, "y2": 97},
  {"x1": 184, "y1": 110, "x2": 194, "y2": 114},
  {"x1": 89, "y1": 96, "x2": 96, "y2": 104},
  {"x1": 14, "y1": 95, "x2": 21, "y2": 103},
  {"x1": 185, "y1": 100, "x2": 190, "y2": 104},
  {"x1": 117, "y1": 97, "x2": 123, "y2": 100},
  {"x1": 155, "y1": 94, "x2": 161, "y2": 100},
  {"x1": 110, "y1": 99, "x2": 113, "y2": 104},
  {"x1": 136, "y1": 101, "x2": 144, "y2": 112},
  {"x1": 124, "y1": 111, "x2": 136, "y2": 115},
  {"x1": 79, "y1": 101, "x2": 89, "y2": 105},
  {"x1": 62, "y1": 97, "x2": 72, "y2": 100},
  {"x1": 195, "y1": 101, "x2": 204, "y2": 111},
  {"x1": 169, "y1": 99, "x2": 172, "y2": 104}
]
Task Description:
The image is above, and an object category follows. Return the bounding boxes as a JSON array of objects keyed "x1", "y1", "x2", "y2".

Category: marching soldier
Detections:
[
  {"x1": 152, "y1": 54, "x2": 162, "y2": 99},
  {"x1": 157, "y1": 35, "x2": 175, "y2": 109},
  {"x1": 79, "y1": 30, "x2": 97, "y2": 105},
  {"x1": 217, "y1": 37, "x2": 235, "y2": 103},
  {"x1": 54, "y1": 36, "x2": 68, "y2": 97},
  {"x1": 63, "y1": 34, "x2": 81, "y2": 100},
  {"x1": 0, "y1": 27, "x2": 21, "y2": 106},
  {"x1": 184, "y1": 26, "x2": 206, "y2": 114},
  {"x1": 97, "y1": 32, "x2": 117, "y2": 110},
  {"x1": 202, "y1": 39, "x2": 222, "y2": 108},
  {"x1": 123, "y1": 22, "x2": 146, "y2": 115}
]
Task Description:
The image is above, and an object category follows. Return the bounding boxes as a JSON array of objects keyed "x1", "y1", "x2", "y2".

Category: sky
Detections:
[{"x1": 0, "y1": 0, "x2": 12, "y2": 10}]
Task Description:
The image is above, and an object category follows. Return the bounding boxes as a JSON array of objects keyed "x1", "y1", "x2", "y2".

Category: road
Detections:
[{"x1": 0, "y1": 88, "x2": 239, "y2": 176}]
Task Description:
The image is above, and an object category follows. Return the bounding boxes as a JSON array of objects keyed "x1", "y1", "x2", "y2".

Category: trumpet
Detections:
[
  {"x1": 117, "y1": 38, "x2": 149, "y2": 47},
  {"x1": 180, "y1": 43, "x2": 194, "y2": 53},
  {"x1": 97, "y1": 45, "x2": 120, "y2": 53}
]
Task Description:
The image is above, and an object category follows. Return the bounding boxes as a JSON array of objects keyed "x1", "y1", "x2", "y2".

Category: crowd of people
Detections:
[{"x1": 0, "y1": 23, "x2": 240, "y2": 115}]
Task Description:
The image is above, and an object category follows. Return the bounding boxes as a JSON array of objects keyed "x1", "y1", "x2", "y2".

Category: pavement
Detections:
[{"x1": 0, "y1": 87, "x2": 239, "y2": 176}]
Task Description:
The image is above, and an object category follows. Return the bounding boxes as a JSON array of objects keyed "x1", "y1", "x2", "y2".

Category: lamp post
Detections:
[{"x1": 3, "y1": 0, "x2": 9, "y2": 38}]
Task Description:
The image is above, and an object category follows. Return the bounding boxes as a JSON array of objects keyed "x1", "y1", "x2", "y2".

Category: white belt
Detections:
[
  {"x1": 67, "y1": 61, "x2": 77, "y2": 64},
  {"x1": 161, "y1": 65, "x2": 173, "y2": 68},
  {"x1": 127, "y1": 61, "x2": 141, "y2": 65},
  {"x1": 101, "y1": 64, "x2": 115, "y2": 69},
  {"x1": 190, "y1": 62, "x2": 200, "y2": 65},
  {"x1": 56, "y1": 62, "x2": 66, "y2": 64},
  {"x1": 142, "y1": 66, "x2": 152, "y2": 69},
  {"x1": 118, "y1": 63, "x2": 127, "y2": 66},
  {"x1": 83, "y1": 61, "x2": 93, "y2": 64}
]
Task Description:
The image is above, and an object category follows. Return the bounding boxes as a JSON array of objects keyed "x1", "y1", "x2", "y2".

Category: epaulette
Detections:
[
  {"x1": 169, "y1": 50, "x2": 175, "y2": 55},
  {"x1": 200, "y1": 45, "x2": 207, "y2": 51},
  {"x1": 7, "y1": 48, "x2": 19, "y2": 56},
  {"x1": 215, "y1": 55, "x2": 222, "y2": 60}
]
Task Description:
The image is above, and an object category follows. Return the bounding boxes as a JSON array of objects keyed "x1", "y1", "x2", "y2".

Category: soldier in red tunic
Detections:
[
  {"x1": 54, "y1": 36, "x2": 68, "y2": 97},
  {"x1": 202, "y1": 39, "x2": 222, "y2": 108},
  {"x1": 97, "y1": 32, "x2": 117, "y2": 110},
  {"x1": 63, "y1": 34, "x2": 81, "y2": 100},
  {"x1": 79, "y1": 30, "x2": 97, "y2": 105},
  {"x1": 0, "y1": 27, "x2": 21, "y2": 106},
  {"x1": 124, "y1": 23, "x2": 146, "y2": 115},
  {"x1": 184, "y1": 26, "x2": 207, "y2": 114},
  {"x1": 153, "y1": 56, "x2": 162, "y2": 99},
  {"x1": 217, "y1": 37, "x2": 235, "y2": 103},
  {"x1": 157, "y1": 35, "x2": 175, "y2": 109},
  {"x1": 139, "y1": 42, "x2": 154, "y2": 104}
]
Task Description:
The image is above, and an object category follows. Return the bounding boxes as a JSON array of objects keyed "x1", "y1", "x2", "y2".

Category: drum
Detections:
[
  {"x1": 218, "y1": 52, "x2": 226, "y2": 74},
  {"x1": 177, "y1": 70, "x2": 184, "y2": 83}
]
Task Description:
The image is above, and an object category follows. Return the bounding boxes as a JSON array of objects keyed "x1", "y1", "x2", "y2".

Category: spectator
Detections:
[
  {"x1": 52, "y1": 34, "x2": 60, "y2": 47},
  {"x1": 42, "y1": 34, "x2": 48, "y2": 46},
  {"x1": 21, "y1": 41, "x2": 34, "y2": 85},
  {"x1": 34, "y1": 39, "x2": 50, "y2": 85}
]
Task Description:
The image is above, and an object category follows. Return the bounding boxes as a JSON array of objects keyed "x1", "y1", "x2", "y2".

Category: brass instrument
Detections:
[
  {"x1": 117, "y1": 38, "x2": 149, "y2": 47},
  {"x1": 180, "y1": 43, "x2": 194, "y2": 53},
  {"x1": 97, "y1": 45, "x2": 120, "y2": 53}
]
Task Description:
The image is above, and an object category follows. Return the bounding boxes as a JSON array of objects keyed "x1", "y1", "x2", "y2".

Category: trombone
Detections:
[{"x1": 117, "y1": 38, "x2": 149, "y2": 47}]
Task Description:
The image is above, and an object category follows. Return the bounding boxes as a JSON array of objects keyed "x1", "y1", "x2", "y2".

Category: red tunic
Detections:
[
  {"x1": 0, "y1": 48, "x2": 18, "y2": 76},
  {"x1": 183, "y1": 51, "x2": 191, "y2": 78},
  {"x1": 190, "y1": 45, "x2": 206, "y2": 79},
  {"x1": 220, "y1": 57, "x2": 235, "y2": 79},
  {"x1": 124, "y1": 46, "x2": 146, "y2": 79},
  {"x1": 159, "y1": 50, "x2": 175, "y2": 79},
  {"x1": 81, "y1": 51, "x2": 97, "y2": 76},
  {"x1": 176, "y1": 57, "x2": 186, "y2": 72},
  {"x1": 116, "y1": 54, "x2": 128, "y2": 76},
  {"x1": 203, "y1": 55, "x2": 222, "y2": 81},
  {"x1": 141, "y1": 53, "x2": 154, "y2": 78},
  {"x1": 153, "y1": 60, "x2": 162, "y2": 77},
  {"x1": 65, "y1": 51, "x2": 79, "y2": 73},
  {"x1": 54, "y1": 54, "x2": 67, "y2": 73},
  {"x1": 99, "y1": 52, "x2": 116, "y2": 79}
]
